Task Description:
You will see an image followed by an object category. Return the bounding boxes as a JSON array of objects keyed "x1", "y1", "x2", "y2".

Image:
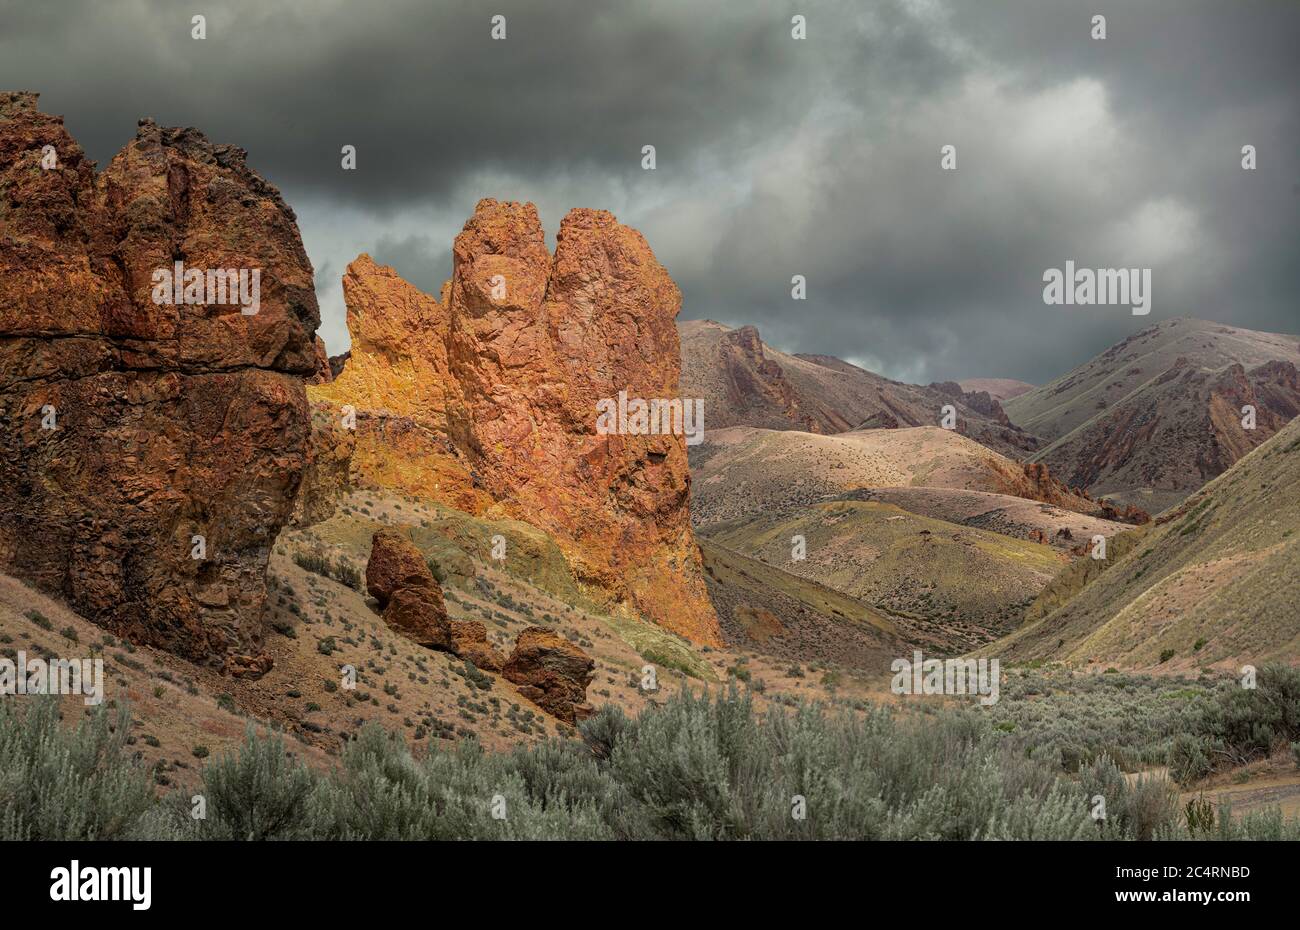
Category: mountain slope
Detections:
[
  {"x1": 689, "y1": 424, "x2": 1110, "y2": 528},
  {"x1": 1005, "y1": 319, "x2": 1300, "y2": 510},
  {"x1": 958, "y1": 378, "x2": 1035, "y2": 402},
  {"x1": 679, "y1": 319, "x2": 1039, "y2": 457},
  {"x1": 699, "y1": 540, "x2": 924, "y2": 669},
  {"x1": 986, "y1": 415, "x2": 1300, "y2": 669},
  {"x1": 1004, "y1": 318, "x2": 1300, "y2": 442},
  {"x1": 1033, "y1": 356, "x2": 1299, "y2": 511}
]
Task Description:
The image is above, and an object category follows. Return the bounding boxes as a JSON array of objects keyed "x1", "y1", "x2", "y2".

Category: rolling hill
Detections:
[
  {"x1": 985, "y1": 414, "x2": 1300, "y2": 669},
  {"x1": 833, "y1": 487, "x2": 1129, "y2": 551},
  {"x1": 701, "y1": 499, "x2": 1067, "y2": 649},
  {"x1": 689, "y1": 424, "x2": 1104, "y2": 528}
]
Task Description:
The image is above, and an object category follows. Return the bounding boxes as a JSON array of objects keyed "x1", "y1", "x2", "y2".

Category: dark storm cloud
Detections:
[
  {"x1": 2, "y1": 0, "x2": 1295, "y2": 383},
  {"x1": 0, "y1": 0, "x2": 822, "y2": 209},
  {"x1": 369, "y1": 233, "x2": 449, "y2": 298}
]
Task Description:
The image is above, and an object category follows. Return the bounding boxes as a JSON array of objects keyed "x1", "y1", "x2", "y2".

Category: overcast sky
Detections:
[{"x1": 3, "y1": 0, "x2": 1296, "y2": 384}]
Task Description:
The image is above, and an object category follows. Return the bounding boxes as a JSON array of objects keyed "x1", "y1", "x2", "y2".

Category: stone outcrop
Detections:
[
  {"x1": 290, "y1": 401, "x2": 355, "y2": 527},
  {"x1": 366, "y1": 529, "x2": 453, "y2": 649},
  {"x1": 502, "y1": 626, "x2": 595, "y2": 724},
  {"x1": 1020, "y1": 462, "x2": 1149, "y2": 526},
  {"x1": 0, "y1": 92, "x2": 318, "y2": 665},
  {"x1": 314, "y1": 199, "x2": 722, "y2": 645},
  {"x1": 222, "y1": 652, "x2": 275, "y2": 680},
  {"x1": 718, "y1": 325, "x2": 823, "y2": 432},
  {"x1": 366, "y1": 528, "x2": 437, "y2": 606},
  {"x1": 365, "y1": 529, "x2": 505, "y2": 666}
]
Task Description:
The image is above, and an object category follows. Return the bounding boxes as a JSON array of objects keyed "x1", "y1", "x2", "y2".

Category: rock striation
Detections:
[
  {"x1": 0, "y1": 92, "x2": 318, "y2": 665},
  {"x1": 314, "y1": 199, "x2": 721, "y2": 645}
]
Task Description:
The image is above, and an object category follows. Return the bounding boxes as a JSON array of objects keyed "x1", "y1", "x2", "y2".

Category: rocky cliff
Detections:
[
  {"x1": 0, "y1": 92, "x2": 317, "y2": 667},
  {"x1": 313, "y1": 199, "x2": 721, "y2": 645}
]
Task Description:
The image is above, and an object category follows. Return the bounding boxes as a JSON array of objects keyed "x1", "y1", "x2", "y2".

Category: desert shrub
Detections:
[
  {"x1": 986, "y1": 669, "x2": 1218, "y2": 772},
  {"x1": 1185, "y1": 796, "x2": 1215, "y2": 836},
  {"x1": 5, "y1": 674, "x2": 1298, "y2": 841},
  {"x1": 1199, "y1": 664, "x2": 1300, "y2": 767},
  {"x1": 1168, "y1": 732, "x2": 1213, "y2": 785},
  {"x1": 294, "y1": 549, "x2": 363, "y2": 591},
  {"x1": 0, "y1": 696, "x2": 154, "y2": 839},
  {"x1": 579, "y1": 703, "x2": 631, "y2": 761},
  {"x1": 190, "y1": 727, "x2": 320, "y2": 840},
  {"x1": 309, "y1": 725, "x2": 613, "y2": 839},
  {"x1": 588, "y1": 686, "x2": 1094, "y2": 840},
  {"x1": 1209, "y1": 802, "x2": 1300, "y2": 840},
  {"x1": 1077, "y1": 753, "x2": 1181, "y2": 840}
]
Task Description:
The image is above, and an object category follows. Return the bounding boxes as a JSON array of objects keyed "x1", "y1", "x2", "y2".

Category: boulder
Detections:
[
  {"x1": 502, "y1": 626, "x2": 595, "y2": 724},
  {"x1": 365, "y1": 529, "x2": 504, "y2": 662},
  {"x1": 222, "y1": 653, "x2": 274, "y2": 680},
  {"x1": 381, "y1": 586, "x2": 452, "y2": 651},
  {"x1": 448, "y1": 619, "x2": 504, "y2": 672},
  {"x1": 366, "y1": 528, "x2": 437, "y2": 607}
]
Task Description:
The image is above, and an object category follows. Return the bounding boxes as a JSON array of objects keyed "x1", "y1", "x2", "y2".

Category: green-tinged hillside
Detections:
[
  {"x1": 701, "y1": 499, "x2": 1064, "y2": 650},
  {"x1": 986, "y1": 416, "x2": 1300, "y2": 668}
]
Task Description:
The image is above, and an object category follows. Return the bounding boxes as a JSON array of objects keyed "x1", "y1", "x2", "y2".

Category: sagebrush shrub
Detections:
[
  {"x1": 3, "y1": 674, "x2": 1299, "y2": 841},
  {"x1": 0, "y1": 696, "x2": 153, "y2": 840}
]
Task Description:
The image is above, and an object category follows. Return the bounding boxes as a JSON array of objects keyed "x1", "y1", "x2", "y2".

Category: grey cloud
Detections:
[{"x1": 2, "y1": 0, "x2": 1295, "y2": 385}]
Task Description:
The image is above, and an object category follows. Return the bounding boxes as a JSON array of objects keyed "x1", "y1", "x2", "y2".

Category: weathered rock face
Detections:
[
  {"x1": 290, "y1": 401, "x2": 356, "y2": 527},
  {"x1": 1020, "y1": 462, "x2": 1148, "y2": 526},
  {"x1": 308, "y1": 336, "x2": 333, "y2": 384},
  {"x1": 0, "y1": 92, "x2": 318, "y2": 665},
  {"x1": 502, "y1": 626, "x2": 595, "y2": 724},
  {"x1": 365, "y1": 529, "x2": 505, "y2": 666},
  {"x1": 717, "y1": 325, "x2": 820, "y2": 432},
  {"x1": 315, "y1": 199, "x2": 722, "y2": 645}
]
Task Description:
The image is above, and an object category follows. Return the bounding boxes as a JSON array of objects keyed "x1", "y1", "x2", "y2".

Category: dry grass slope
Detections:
[{"x1": 987, "y1": 415, "x2": 1300, "y2": 669}]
